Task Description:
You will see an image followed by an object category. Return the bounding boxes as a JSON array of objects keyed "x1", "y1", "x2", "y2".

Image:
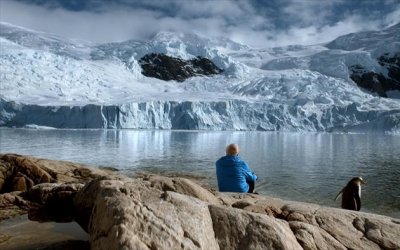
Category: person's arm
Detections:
[{"x1": 242, "y1": 161, "x2": 257, "y2": 182}]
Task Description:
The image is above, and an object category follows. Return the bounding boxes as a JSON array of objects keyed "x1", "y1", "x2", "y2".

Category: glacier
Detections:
[
  {"x1": 0, "y1": 22, "x2": 399, "y2": 133},
  {"x1": 2, "y1": 99, "x2": 399, "y2": 133}
]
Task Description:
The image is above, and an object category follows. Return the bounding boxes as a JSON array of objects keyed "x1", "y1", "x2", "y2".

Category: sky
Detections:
[{"x1": 0, "y1": 0, "x2": 399, "y2": 48}]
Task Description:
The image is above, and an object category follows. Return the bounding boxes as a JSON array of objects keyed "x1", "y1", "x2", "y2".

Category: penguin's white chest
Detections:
[{"x1": 358, "y1": 186, "x2": 361, "y2": 198}]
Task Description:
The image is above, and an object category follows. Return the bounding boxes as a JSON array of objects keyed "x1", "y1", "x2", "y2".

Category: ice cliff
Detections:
[{"x1": 2, "y1": 100, "x2": 399, "y2": 133}]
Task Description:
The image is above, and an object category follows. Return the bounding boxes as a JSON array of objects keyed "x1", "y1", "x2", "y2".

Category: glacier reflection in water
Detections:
[{"x1": 0, "y1": 128, "x2": 399, "y2": 218}]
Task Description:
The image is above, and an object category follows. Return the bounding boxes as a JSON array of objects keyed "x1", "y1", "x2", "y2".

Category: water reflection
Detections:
[{"x1": 0, "y1": 129, "x2": 399, "y2": 218}]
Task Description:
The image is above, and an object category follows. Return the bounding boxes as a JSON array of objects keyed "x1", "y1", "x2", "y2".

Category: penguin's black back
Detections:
[{"x1": 341, "y1": 181, "x2": 361, "y2": 211}]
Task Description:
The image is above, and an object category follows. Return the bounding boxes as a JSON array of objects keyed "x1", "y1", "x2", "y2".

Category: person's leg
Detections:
[{"x1": 247, "y1": 180, "x2": 255, "y2": 193}]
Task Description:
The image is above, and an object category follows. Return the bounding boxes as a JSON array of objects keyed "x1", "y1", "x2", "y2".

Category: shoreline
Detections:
[
  {"x1": 1, "y1": 128, "x2": 399, "y2": 220},
  {"x1": 2, "y1": 126, "x2": 400, "y2": 135},
  {"x1": 1, "y1": 154, "x2": 399, "y2": 249},
  {"x1": 1, "y1": 153, "x2": 399, "y2": 219}
]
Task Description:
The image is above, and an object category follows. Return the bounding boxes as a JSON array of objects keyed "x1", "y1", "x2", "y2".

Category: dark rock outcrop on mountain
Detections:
[
  {"x1": 139, "y1": 53, "x2": 223, "y2": 82},
  {"x1": 379, "y1": 53, "x2": 400, "y2": 81},
  {"x1": 349, "y1": 53, "x2": 400, "y2": 98}
]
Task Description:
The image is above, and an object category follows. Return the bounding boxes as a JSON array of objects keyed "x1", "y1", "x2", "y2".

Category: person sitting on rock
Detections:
[{"x1": 216, "y1": 144, "x2": 258, "y2": 193}]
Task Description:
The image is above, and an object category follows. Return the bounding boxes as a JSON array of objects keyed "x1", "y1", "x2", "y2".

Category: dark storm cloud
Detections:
[{"x1": 1, "y1": 0, "x2": 399, "y2": 47}]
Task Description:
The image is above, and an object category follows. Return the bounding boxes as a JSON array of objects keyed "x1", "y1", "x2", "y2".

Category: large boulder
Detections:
[
  {"x1": 1, "y1": 155, "x2": 399, "y2": 249},
  {"x1": 26, "y1": 183, "x2": 84, "y2": 223},
  {"x1": 0, "y1": 155, "x2": 53, "y2": 193},
  {"x1": 282, "y1": 202, "x2": 400, "y2": 249},
  {"x1": 81, "y1": 178, "x2": 219, "y2": 249},
  {"x1": 77, "y1": 177, "x2": 300, "y2": 249},
  {"x1": 70, "y1": 176, "x2": 400, "y2": 250}
]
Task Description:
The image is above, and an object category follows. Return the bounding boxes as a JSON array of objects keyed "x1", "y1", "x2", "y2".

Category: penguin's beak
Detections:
[{"x1": 361, "y1": 179, "x2": 366, "y2": 185}]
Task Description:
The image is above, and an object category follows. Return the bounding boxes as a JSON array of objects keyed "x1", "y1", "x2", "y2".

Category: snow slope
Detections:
[{"x1": 0, "y1": 22, "x2": 399, "y2": 133}]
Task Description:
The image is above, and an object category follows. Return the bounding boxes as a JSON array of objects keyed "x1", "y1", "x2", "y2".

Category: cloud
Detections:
[
  {"x1": 0, "y1": 0, "x2": 399, "y2": 48},
  {"x1": 281, "y1": 0, "x2": 344, "y2": 27},
  {"x1": 384, "y1": 4, "x2": 400, "y2": 27},
  {"x1": 268, "y1": 14, "x2": 387, "y2": 47}
]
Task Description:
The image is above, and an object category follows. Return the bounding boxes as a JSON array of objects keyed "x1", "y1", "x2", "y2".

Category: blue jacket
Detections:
[{"x1": 216, "y1": 155, "x2": 257, "y2": 192}]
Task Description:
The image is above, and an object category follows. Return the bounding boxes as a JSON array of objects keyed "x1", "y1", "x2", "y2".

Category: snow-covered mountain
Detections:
[{"x1": 0, "y1": 22, "x2": 399, "y2": 133}]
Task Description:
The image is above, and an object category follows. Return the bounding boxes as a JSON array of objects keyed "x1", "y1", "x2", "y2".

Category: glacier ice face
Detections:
[
  {"x1": 1, "y1": 99, "x2": 399, "y2": 134},
  {"x1": 0, "y1": 22, "x2": 399, "y2": 133}
]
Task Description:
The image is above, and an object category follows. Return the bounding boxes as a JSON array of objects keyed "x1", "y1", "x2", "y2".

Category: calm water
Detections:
[{"x1": 0, "y1": 128, "x2": 399, "y2": 218}]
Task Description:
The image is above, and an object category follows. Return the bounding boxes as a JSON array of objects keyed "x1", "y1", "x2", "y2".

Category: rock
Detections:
[
  {"x1": 26, "y1": 183, "x2": 84, "y2": 204},
  {"x1": 209, "y1": 205, "x2": 302, "y2": 250},
  {"x1": 9, "y1": 173, "x2": 399, "y2": 250},
  {"x1": 69, "y1": 175, "x2": 399, "y2": 249},
  {"x1": 0, "y1": 159, "x2": 14, "y2": 192},
  {"x1": 379, "y1": 53, "x2": 400, "y2": 83},
  {"x1": 0, "y1": 192, "x2": 30, "y2": 220},
  {"x1": 26, "y1": 183, "x2": 84, "y2": 223},
  {"x1": 243, "y1": 205, "x2": 283, "y2": 218},
  {"x1": 1, "y1": 155, "x2": 399, "y2": 249},
  {"x1": 139, "y1": 53, "x2": 223, "y2": 82},
  {"x1": 349, "y1": 52, "x2": 400, "y2": 98},
  {"x1": 148, "y1": 175, "x2": 221, "y2": 204},
  {"x1": 73, "y1": 175, "x2": 129, "y2": 232},
  {"x1": 11, "y1": 172, "x2": 35, "y2": 192},
  {"x1": 11, "y1": 176, "x2": 27, "y2": 192},
  {"x1": 0, "y1": 233, "x2": 11, "y2": 244},
  {"x1": 232, "y1": 200, "x2": 254, "y2": 209},
  {"x1": 0, "y1": 154, "x2": 112, "y2": 222},
  {"x1": 231, "y1": 198, "x2": 283, "y2": 217},
  {"x1": 0, "y1": 154, "x2": 110, "y2": 188},
  {"x1": 289, "y1": 221, "x2": 346, "y2": 250},
  {"x1": 282, "y1": 202, "x2": 400, "y2": 249},
  {"x1": 1, "y1": 154, "x2": 54, "y2": 186},
  {"x1": 83, "y1": 179, "x2": 219, "y2": 249}
]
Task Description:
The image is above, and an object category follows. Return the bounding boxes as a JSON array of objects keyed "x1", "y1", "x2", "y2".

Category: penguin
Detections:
[{"x1": 334, "y1": 177, "x2": 366, "y2": 211}]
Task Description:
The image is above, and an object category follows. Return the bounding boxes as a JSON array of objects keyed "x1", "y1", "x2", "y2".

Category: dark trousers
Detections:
[{"x1": 247, "y1": 180, "x2": 255, "y2": 193}]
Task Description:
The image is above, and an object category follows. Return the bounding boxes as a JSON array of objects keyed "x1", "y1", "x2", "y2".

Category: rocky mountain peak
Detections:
[{"x1": 138, "y1": 53, "x2": 223, "y2": 82}]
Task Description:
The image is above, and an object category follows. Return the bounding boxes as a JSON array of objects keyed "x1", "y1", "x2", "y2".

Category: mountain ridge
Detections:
[{"x1": 0, "y1": 22, "x2": 399, "y2": 133}]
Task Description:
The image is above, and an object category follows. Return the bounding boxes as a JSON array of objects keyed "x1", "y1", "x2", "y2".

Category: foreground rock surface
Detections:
[
  {"x1": 71, "y1": 175, "x2": 399, "y2": 250},
  {"x1": 1, "y1": 155, "x2": 399, "y2": 249}
]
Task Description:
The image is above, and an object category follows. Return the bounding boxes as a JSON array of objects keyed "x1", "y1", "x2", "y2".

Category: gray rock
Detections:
[
  {"x1": 72, "y1": 176, "x2": 400, "y2": 249},
  {"x1": 282, "y1": 202, "x2": 400, "y2": 249},
  {"x1": 209, "y1": 205, "x2": 302, "y2": 250},
  {"x1": 0, "y1": 154, "x2": 113, "y2": 221},
  {"x1": 85, "y1": 179, "x2": 219, "y2": 249},
  {"x1": 2, "y1": 155, "x2": 399, "y2": 249}
]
